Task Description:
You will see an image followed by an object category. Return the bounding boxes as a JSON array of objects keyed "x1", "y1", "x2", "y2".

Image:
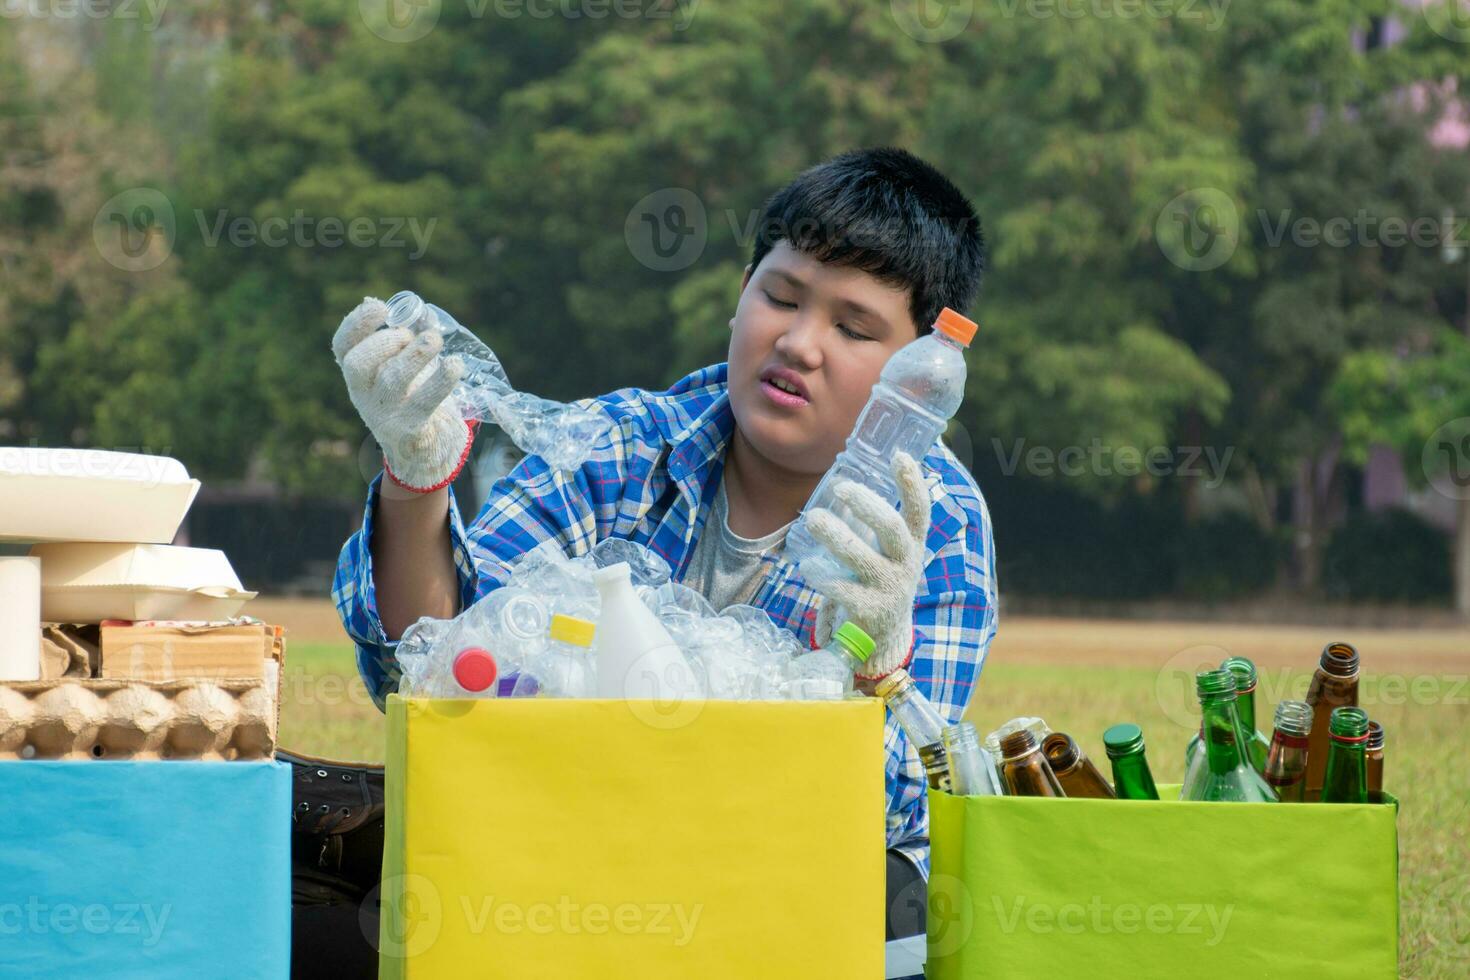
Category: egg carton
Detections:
[{"x1": 0, "y1": 677, "x2": 277, "y2": 761}]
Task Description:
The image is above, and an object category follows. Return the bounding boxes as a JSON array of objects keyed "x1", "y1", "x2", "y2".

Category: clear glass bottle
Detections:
[
  {"x1": 1262, "y1": 699, "x2": 1312, "y2": 803},
  {"x1": 942, "y1": 721, "x2": 1001, "y2": 796},
  {"x1": 1102, "y1": 723, "x2": 1160, "y2": 801},
  {"x1": 875, "y1": 668, "x2": 951, "y2": 793},
  {"x1": 998, "y1": 729, "x2": 1065, "y2": 797},
  {"x1": 1042, "y1": 733, "x2": 1117, "y2": 798},
  {"x1": 1179, "y1": 668, "x2": 1278, "y2": 803}
]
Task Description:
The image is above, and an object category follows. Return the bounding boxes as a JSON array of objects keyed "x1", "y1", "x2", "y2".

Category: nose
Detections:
[{"x1": 772, "y1": 311, "x2": 824, "y2": 370}]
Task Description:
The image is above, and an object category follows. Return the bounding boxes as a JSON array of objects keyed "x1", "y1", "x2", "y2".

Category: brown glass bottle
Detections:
[
  {"x1": 1304, "y1": 642, "x2": 1359, "y2": 798},
  {"x1": 1262, "y1": 700, "x2": 1312, "y2": 803},
  {"x1": 1365, "y1": 720, "x2": 1384, "y2": 796},
  {"x1": 1042, "y1": 732, "x2": 1117, "y2": 798},
  {"x1": 999, "y1": 730, "x2": 1065, "y2": 797}
]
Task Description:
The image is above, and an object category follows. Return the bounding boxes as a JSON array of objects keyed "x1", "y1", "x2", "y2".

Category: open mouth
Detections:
[{"x1": 759, "y1": 368, "x2": 811, "y2": 406}]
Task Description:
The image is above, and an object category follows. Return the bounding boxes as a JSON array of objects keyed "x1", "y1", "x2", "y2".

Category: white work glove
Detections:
[
  {"x1": 798, "y1": 451, "x2": 931, "y2": 681},
  {"x1": 332, "y1": 296, "x2": 475, "y2": 493}
]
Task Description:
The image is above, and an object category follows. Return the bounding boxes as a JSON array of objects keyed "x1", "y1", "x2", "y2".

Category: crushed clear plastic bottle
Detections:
[
  {"x1": 785, "y1": 622, "x2": 874, "y2": 697},
  {"x1": 511, "y1": 614, "x2": 597, "y2": 698},
  {"x1": 384, "y1": 291, "x2": 614, "y2": 472},
  {"x1": 785, "y1": 308, "x2": 978, "y2": 583},
  {"x1": 397, "y1": 538, "x2": 822, "y2": 703}
]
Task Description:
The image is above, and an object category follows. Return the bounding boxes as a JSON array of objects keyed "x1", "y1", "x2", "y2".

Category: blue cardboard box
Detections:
[{"x1": 0, "y1": 760, "x2": 291, "y2": 979}]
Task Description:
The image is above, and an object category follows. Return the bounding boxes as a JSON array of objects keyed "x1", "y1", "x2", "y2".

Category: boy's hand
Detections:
[
  {"x1": 798, "y1": 452, "x2": 930, "y2": 680},
  {"x1": 333, "y1": 296, "x2": 475, "y2": 493}
]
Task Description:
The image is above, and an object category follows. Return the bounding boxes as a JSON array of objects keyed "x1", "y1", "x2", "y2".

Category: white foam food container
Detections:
[
  {"x1": 28, "y1": 542, "x2": 257, "y2": 623},
  {"x1": 0, "y1": 448, "x2": 200, "y2": 544}
]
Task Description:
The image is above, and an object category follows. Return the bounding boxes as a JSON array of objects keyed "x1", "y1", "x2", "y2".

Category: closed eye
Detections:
[
  {"x1": 838, "y1": 323, "x2": 874, "y2": 341},
  {"x1": 763, "y1": 290, "x2": 796, "y2": 310}
]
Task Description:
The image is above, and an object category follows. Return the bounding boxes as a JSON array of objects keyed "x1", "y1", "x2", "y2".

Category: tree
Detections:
[{"x1": 1334, "y1": 330, "x2": 1470, "y2": 615}]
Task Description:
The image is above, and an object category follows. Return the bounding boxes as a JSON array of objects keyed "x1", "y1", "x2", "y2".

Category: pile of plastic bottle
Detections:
[{"x1": 395, "y1": 538, "x2": 869, "y2": 703}]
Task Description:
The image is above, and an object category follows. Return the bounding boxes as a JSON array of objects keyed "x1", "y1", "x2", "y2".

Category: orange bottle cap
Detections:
[{"x1": 934, "y1": 308, "x2": 978, "y2": 347}]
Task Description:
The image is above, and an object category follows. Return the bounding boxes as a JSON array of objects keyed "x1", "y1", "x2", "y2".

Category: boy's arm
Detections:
[{"x1": 334, "y1": 474, "x2": 485, "y2": 708}]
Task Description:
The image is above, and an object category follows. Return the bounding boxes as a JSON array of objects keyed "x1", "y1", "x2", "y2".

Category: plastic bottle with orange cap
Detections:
[{"x1": 784, "y1": 307, "x2": 979, "y2": 581}]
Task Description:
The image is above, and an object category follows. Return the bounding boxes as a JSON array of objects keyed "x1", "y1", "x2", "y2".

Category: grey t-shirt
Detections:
[{"x1": 683, "y1": 474, "x2": 792, "y2": 611}]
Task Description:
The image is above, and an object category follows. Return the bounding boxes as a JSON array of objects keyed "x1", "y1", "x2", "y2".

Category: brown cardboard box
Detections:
[
  {"x1": 99, "y1": 621, "x2": 271, "y2": 681},
  {"x1": 39, "y1": 624, "x2": 99, "y2": 679}
]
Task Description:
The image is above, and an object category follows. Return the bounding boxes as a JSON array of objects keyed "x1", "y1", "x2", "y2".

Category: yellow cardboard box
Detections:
[{"x1": 382, "y1": 695, "x2": 885, "y2": 979}]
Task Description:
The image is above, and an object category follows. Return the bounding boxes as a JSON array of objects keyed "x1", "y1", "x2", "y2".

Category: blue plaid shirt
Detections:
[{"x1": 333, "y1": 362, "x2": 998, "y2": 875}]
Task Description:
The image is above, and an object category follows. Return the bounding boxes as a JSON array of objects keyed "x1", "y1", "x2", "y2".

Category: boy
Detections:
[{"x1": 332, "y1": 147, "x2": 996, "y2": 943}]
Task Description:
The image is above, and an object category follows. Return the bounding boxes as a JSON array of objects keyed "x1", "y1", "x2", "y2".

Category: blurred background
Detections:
[
  {"x1": 4, "y1": 1, "x2": 1470, "y2": 617},
  {"x1": 4, "y1": 2, "x2": 1470, "y2": 973}
]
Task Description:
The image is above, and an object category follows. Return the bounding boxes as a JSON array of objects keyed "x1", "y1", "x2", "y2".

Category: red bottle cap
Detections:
[{"x1": 452, "y1": 647, "x2": 498, "y2": 693}]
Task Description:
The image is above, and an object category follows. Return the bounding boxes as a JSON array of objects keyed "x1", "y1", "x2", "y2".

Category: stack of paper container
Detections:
[{"x1": 0, "y1": 448, "x2": 291, "y2": 978}]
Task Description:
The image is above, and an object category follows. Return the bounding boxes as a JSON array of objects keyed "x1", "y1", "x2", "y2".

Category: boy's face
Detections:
[{"x1": 727, "y1": 241, "x2": 919, "y2": 475}]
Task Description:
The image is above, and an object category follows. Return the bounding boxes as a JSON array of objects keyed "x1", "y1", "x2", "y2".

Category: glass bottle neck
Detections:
[
  {"x1": 1200, "y1": 696, "x2": 1250, "y2": 774},
  {"x1": 1235, "y1": 685, "x2": 1257, "y2": 733}
]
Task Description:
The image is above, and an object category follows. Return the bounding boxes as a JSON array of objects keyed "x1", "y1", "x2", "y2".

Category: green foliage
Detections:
[
  {"x1": 2, "y1": 0, "x2": 1467, "y2": 586},
  {"x1": 1333, "y1": 330, "x2": 1470, "y2": 482}
]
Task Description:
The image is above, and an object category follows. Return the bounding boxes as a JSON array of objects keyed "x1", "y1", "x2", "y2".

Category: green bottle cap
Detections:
[
  {"x1": 833, "y1": 622, "x2": 875, "y2": 663},
  {"x1": 1102, "y1": 723, "x2": 1145, "y2": 757}
]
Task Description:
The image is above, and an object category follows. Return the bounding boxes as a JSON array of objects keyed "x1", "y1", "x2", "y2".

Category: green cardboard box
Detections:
[{"x1": 927, "y1": 786, "x2": 1398, "y2": 979}]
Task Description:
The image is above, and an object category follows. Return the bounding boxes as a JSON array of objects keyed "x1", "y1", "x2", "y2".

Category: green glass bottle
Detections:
[
  {"x1": 1103, "y1": 723, "x2": 1160, "y2": 800},
  {"x1": 1320, "y1": 706, "x2": 1370, "y2": 804},
  {"x1": 1179, "y1": 668, "x2": 1277, "y2": 803},
  {"x1": 1221, "y1": 656, "x2": 1270, "y2": 773}
]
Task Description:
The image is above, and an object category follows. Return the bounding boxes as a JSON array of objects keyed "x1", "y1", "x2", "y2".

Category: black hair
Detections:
[{"x1": 747, "y1": 147, "x2": 984, "y2": 333}]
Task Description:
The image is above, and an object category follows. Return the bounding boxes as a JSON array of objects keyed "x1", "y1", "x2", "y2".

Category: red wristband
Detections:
[
  {"x1": 384, "y1": 419, "x2": 478, "y2": 494},
  {"x1": 853, "y1": 626, "x2": 917, "y2": 682}
]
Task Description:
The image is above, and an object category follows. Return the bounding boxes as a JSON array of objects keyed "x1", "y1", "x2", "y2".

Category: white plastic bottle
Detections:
[
  {"x1": 592, "y1": 562, "x2": 700, "y2": 700},
  {"x1": 784, "y1": 307, "x2": 978, "y2": 580}
]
